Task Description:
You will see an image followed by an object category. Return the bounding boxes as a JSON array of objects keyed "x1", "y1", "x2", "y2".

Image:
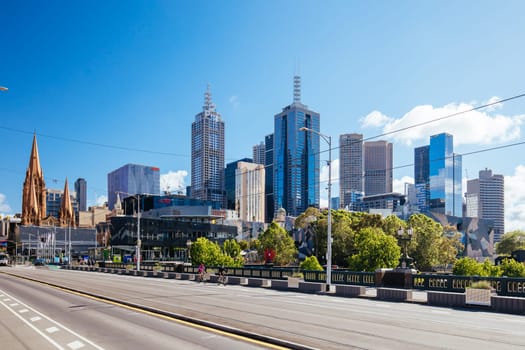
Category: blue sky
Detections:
[{"x1": 1, "y1": 1, "x2": 525, "y2": 231}]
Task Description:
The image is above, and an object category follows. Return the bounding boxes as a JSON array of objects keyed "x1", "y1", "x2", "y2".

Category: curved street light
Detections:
[{"x1": 299, "y1": 126, "x2": 332, "y2": 292}]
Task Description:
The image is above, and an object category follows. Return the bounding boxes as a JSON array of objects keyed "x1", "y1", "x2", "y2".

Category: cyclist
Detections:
[
  {"x1": 218, "y1": 265, "x2": 228, "y2": 285},
  {"x1": 197, "y1": 263, "x2": 206, "y2": 283}
]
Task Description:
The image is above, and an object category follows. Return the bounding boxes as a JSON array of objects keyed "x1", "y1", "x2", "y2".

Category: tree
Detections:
[
  {"x1": 500, "y1": 258, "x2": 525, "y2": 277},
  {"x1": 453, "y1": 257, "x2": 482, "y2": 276},
  {"x1": 496, "y1": 230, "x2": 525, "y2": 255},
  {"x1": 300, "y1": 256, "x2": 323, "y2": 271},
  {"x1": 258, "y1": 222, "x2": 297, "y2": 266},
  {"x1": 347, "y1": 227, "x2": 400, "y2": 272},
  {"x1": 238, "y1": 240, "x2": 249, "y2": 251},
  {"x1": 190, "y1": 237, "x2": 243, "y2": 267}
]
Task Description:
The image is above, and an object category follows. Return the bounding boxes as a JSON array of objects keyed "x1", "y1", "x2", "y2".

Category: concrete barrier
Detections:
[
  {"x1": 335, "y1": 285, "x2": 366, "y2": 297},
  {"x1": 270, "y1": 279, "x2": 289, "y2": 291},
  {"x1": 298, "y1": 282, "x2": 326, "y2": 293},
  {"x1": 427, "y1": 291, "x2": 466, "y2": 308},
  {"x1": 226, "y1": 276, "x2": 246, "y2": 285},
  {"x1": 180, "y1": 273, "x2": 193, "y2": 280},
  {"x1": 491, "y1": 296, "x2": 525, "y2": 315},
  {"x1": 247, "y1": 278, "x2": 271, "y2": 287},
  {"x1": 377, "y1": 287, "x2": 413, "y2": 302}
]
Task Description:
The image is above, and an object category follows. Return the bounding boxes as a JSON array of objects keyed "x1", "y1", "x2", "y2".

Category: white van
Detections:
[{"x1": 0, "y1": 253, "x2": 9, "y2": 266}]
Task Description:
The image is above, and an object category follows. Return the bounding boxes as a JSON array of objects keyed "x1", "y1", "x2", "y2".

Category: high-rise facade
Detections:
[
  {"x1": 75, "y1": 178, "x2": 87, "y2": 211},
  {"x1": 428, "y1": 133, "x2": 462, "y2": 217},
  {"x1": 107, "y1": 164, "x2": 160, "y2": 209},
  {"x1": 264, "y1": 133, "x2": 274, "y2": 223},
  {"x1": 235, "y1": 161, "x2": 265, "y2": 222},
  {"x1": 466, "y1": 168, "x2": 504, "y2": 242},
  {"x1": 274, "y1": 76, "x2": 320, "y2": 217},
  {"x1": 414, "y1": 145, "x2": 430, "y2": 212},
  {"x1": 252, "y1": 142, "x2": 265, "y2": 165},
  {"x1": 364, "y1": 140, "x2": 393, "y2": 196},
  {"x1": 191, "y1": 86, "x2": 226, "y2": 207},
  {"x1": 339, "y1": 133, "x2": 363, "y2": 209},
  {"x1": 225, "y1": 158, "x2": 253, "y2": 210}
]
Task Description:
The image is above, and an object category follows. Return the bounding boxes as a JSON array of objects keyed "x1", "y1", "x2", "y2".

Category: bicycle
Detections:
[
  {"x1": 217, "y1": 273, "x2": 228, "y2": 286},
  {"x1": 197, "y1": 271, "x2": 207, "y2": 283}
]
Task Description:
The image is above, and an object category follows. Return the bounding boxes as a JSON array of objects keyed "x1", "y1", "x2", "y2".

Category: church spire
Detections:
[
  {"x1": 21, "y1": 133, "x2": 47, "y2": 226},
  {"x1": 59, "y1": 178, "x2": 75, "y2": 227}
]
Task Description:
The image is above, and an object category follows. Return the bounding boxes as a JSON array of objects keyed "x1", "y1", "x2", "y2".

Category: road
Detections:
[
  {"x1": 2, "y1": 265, "x2": 525, "y2": 350},
  {"x1": 0, "y1": 266, "x2": 276, "y2": 350}
]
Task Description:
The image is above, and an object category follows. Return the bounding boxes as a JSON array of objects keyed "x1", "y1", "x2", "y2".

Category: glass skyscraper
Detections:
[
  {"x1": 414, "y1": 145, "x2": 430, "y2": 212},
  {"x1": 364, "y1": 140, "x2": 393, "y2": 196},
  {"x1": 428, "y1": 133, "x2": 462, "y2": 217},
  {"x1": 339, "y1": 133, "x2": 364, "y2": 209},
  {"x1": 265, "y1": 133, "x2": 274, "y2": 223},
  {"x1": 225, "y1": 158, "x2": 252, "y2": 210},
  {"x1": 273, "y1": 76, "x2": 320, "y2": 217},
  {"x1": 74, "y1": 178, "x2": 87, "y2": 212},
  {"x1": 107, "y1": 163, "x2": 160, "y2": 210},
  {"x1": 191, "y1": 85, "x2": 226, "y2": 207}
]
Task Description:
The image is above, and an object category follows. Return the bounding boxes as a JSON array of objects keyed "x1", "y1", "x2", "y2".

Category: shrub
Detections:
[
  {"x1": 500, "y1": 258, "x2": 525, "y2": 277},
  {"x1": 300, "y1": 256, "x2": 323, "y2": 271},
  {"x1": 453, "y1": 257, "x2": 482, "y2": 276},
  {"x1": 469, "y1": 280, "x2": 492, "y2": 289}
]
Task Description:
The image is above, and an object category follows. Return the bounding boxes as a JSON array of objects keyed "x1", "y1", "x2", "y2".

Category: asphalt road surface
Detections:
[{"x1": 2, "y1": 265, "x2": 525, "y2": 350}]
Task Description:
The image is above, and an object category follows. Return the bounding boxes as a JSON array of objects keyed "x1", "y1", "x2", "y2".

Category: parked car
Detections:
[
  {"x1": 33, "y1": 258, "x2": 46, "y2": 266},
  {"x1": 0, "y1": 254, "x2": 8, "y2": 266}
]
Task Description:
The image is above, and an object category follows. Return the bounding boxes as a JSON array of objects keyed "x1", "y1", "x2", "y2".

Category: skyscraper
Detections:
[
  {"x1": 225, "y1": 158, "x2": 252, "y2": 210},
  {"x1": 414, "y1": 145, "x2": 430, "y2": 212},
  {"x1": 364, "y1": 140, "x2": 392, "y2": 196},
  {"x1": 265, "y1": 133, "x2": 274, "y2": 223},
  {"x1": 252, "y1": 142, "x2": 265, "y2": 165},
  {"x1": 428, "y1": 133, "x2": 462, "y2": 217},
  {"x1": 191, "y1": 85, "x2": 226, "y2": 207},
  {"x1": 339, "y1": 133, "x2": 363, "y2": 209},
  {"x1": 75, "y1": 178, "x2": 87, "y2": 211},
  {"x1": 107, "y1": 164, "x2": 160, "y2": 209},
  {"x1": 466, "y1": 168, "x2": 504, "y2": 242},
  {"x1": 274, "y1": 76, "x2": 320, "y2": 217},
  {"x1": 235, "y1": 161, "x2": 265, "y2": 222}
]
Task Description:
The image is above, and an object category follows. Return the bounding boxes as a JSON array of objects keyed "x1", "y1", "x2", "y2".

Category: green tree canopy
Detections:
[
  {"x1": 500, "y1": 258, "x2": 525, "y2": 277},
  {"x1": 347, "y1": 227, "x2": 400, "y2": 272},
  {"x1": 258, "y1": 222, "x2": 297, "y2": 266},
  {"x1": 496, "y1": 230, "x2": 525, "y2": 255},
  {"x1": 453, "y1": 257, "x2": 482, "y2": 276},
  {"x1": 190, "y1": 237, "x2": 243, "y2": 267}
]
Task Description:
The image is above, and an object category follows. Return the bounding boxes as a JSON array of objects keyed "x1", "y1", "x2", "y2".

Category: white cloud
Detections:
[
  {"x1": 229, "y1": 95, "x2": 240, "y2": 109},
  {"x1": 95, "y1": 195, "x2": 107, "y2": 206},
  {"x1": 160, "y1": 170, "x2": 188, "y2": 194},
  {"x1": 505, "y1": 165, "x2": 525, "y2": 232},
  {"x1": 360, "y1": 98, "x2": 524, "y2": 147},
  {"x1": 484, "y1": 96, "x2": 503, "y2": 112},
  {"x1": 393, "y1": 176, "x2": 414, "y2": 194},
  {"x1": 0, "y1": 193, "x2": 12, "y2": 215},
  {"x1": 360, "y1": 110, "x2": 394, "y2": 128}
]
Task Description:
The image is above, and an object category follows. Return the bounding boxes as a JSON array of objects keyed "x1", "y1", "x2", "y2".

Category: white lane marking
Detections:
[
  {"x1": 31, "y1": 316, "x2": 42, "y2": 322},
  {"x1": 0, "y1": 298, "x2": 66, "y2": 350},
  {"x1": 10, "y1": 303, "x2": 19, "y2": 306},
  {"x1": 3, "y1": 298, "x2": 11, "y2": 301},
  {"x1": 0, "y1": 289, "x2": 105, "y2": 350},
  {"x1": 47, "y1": 326, "x2": 60, "y2": 334},
  {"x1": 430, "y1": 309, "x2": 450, "y2": 315},
  {"x1": 68, "y1": 340, "x2": 85, "y2": 349},
  {"x1": 19, "y1": 308, "x2": 29, "y2": 313}
]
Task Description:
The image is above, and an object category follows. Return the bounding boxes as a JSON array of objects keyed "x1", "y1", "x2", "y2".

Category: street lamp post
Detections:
[
  {"x1": 397, "y1": 227, "x2": 414, "y2": 269},
  {"x1": 136, "y1": 194, "x2": 141, "y2": 271},
  {"x1": 299, "y1": 126, "x2": 332, "y2": 292}
]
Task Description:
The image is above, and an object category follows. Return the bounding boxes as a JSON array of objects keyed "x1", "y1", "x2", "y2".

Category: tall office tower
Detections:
[
  {"x1": 264, "y1": 133, "x2": 274, "y2": 223},
  {"x1": 274, "y1": 76, "x2": 320, "y2": 217},
  {"x1": 225, "y1": 158, "x2": 253, "y2": 210},
  {"x1": 466, "y1": 168, "x2": 504, "y2": 242},
  {"x1": 21, "y1": 134, "x2": 47, "y2": 226},
  {"x1": 235, "y1": 161, "x2": 265, "y2": 222},
  {"x1": 46, "y1": 186, "x2": 78, "y2": 221},
  {"x1": 107, "y1": 163, "x2": 160, "y2": 210},
  {"x1": 74, "y1": 178, "x2": 87, "y2": 211},
  {"x1": 364, "y1": 140, "x2": 392, "y2": 196},
  {"x1": 414, "y1": 145, "x2": 430, "y2": 212},
  {"x1": 252, "y1": 142, "x2": 265, "y2": 165},
  {"x1": 429, "y1": 133, "x2": 462, "y2": 217},
  {"x1": 191, "y1": 85, "x2": 226, "y2": 207},
  {"x1": 339, "y1": 133, "x2": 364, "y2": 209}
]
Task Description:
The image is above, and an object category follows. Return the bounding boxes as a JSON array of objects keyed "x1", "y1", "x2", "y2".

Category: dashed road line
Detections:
[{"x1": 68, "y1": 340, "x2": 85, "y2": 349}]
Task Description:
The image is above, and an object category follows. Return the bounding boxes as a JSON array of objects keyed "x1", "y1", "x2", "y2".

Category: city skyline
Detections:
[{"x1": 2, "y1": 1, "x2": 525, "y2": 231}]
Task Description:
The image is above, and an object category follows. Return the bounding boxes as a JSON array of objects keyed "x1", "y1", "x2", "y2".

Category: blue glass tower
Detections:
[
  {"x1": 107, "y1": 164, "x2": 160, "y2": 210},
  {"x1": 273, "y1": 76, "x2": 320, "y2": 217},
  {"x1": 428, "y1": 133, "x2": 462, "y2": 217}
]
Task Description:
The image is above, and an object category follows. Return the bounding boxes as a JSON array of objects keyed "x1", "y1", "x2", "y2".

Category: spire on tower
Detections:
[
  {"x1": 293, "y1": 75, "x2": 301, "y2": 103},
  {"x1": 203, "y1": 83, "x2": 216, "y2": 113}
]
